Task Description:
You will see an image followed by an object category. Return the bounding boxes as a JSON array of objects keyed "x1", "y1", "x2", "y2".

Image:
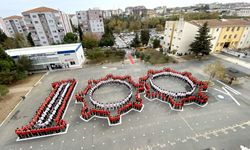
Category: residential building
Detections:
[
  {"x1": 76, "y1": 9, "x2": 104, "y2": 38},
  {"x1": 3, "y1": 15, "x2": 28, "y2": 37},
  {"x1": 69, "y1": 14, "x2": 78, "y2": 26},
  {"x1": 190, "y1": 19, "x2": 250, "y2": 52},
  {"x1": 6, "y1": 43, "x2": 84, "y2": 71},
  {"x1": 0, "y1": 17, "x2": 10, "y2": 37},
  {"x1": 163, "y1": 17, "x2": 199, "y2": 55},
  {"x1": 22, "y1": 7, "x2": 73, "y2": 46},
  {"x1": 146, "y1": 9, "x2": 157, "y2": 18},
  {"x1": 124, "y1": 6, "x2": 147, "y2": 17},
  {"x1": 163, "y1": 18, "x2": 250, "y2": 55},
  {"x1": 235, "y1": 7, "x2": 250, "y2": 17},
  {"x1": 103, "y1": 9, "x2": 123, "y2": 19},
  {"x1": 154, "y1": 6, "x2": 167, "y2": 15}
]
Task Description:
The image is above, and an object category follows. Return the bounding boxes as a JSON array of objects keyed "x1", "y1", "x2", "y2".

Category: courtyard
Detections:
[{"x1": 0, "y1": 56, "x2": 250, "y2": 150}]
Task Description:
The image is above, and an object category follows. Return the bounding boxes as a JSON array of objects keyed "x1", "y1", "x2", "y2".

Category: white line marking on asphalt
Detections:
[{"x1": 180, "y1": 116, "x2": 194, "y2": 131}]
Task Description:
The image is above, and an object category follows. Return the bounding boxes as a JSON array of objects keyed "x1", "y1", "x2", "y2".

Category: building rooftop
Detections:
[
  {"x1": 189, "y1": 19, "x2": 250, "y2": 27},
  {"x1": 22, "y1": 7, "x2": 58, "y2": 14},
  {"x1": 6, "y1": 43, "x2": 82, "y2": 56},
  {"x1": 4, "y1": 15, "x2": 23, "y2": 20}
]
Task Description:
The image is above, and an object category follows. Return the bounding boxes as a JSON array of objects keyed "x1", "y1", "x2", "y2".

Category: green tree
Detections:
[
  {"x1": 99, "y1": 26, "x2": 115, "y2": 47},
  {"x1": 156, "y1": 24, "x2": 164, "y2": 31},
  {"x1": 63, "y1": 32, "x2": 78, "y2": 44},
  {"x1": 27, "y1": 32, "x2": 35, "y2": 46},
  {"x1": 0, "y1": 84, "x2": 9, "y2": 97},
  {"x1": 83, "y1": 33, "x2": 99, "y2": 49},
  {"x1": 78, "y1": 25, "x2": 83, "y2": 42},
  {"x1": 140, "y1": 29, "x2": 150, "y2": 45},
  {"x1": 129, "y1": 21, "x2": 141, "y2": 31},
  {"x1": 130, "y1": 33, "x2": 141, "y2": 48},
  {"x1": 153, "y1": 39, "x2": 161, "y2": 48},
  {"x1": 2, "y1": 38, "x2": 16, "y2": 49},
  {"x1": 14, "y1": 33, "x2": 30, "y2": 48},
  {"x1": 16, "y1": 56, "x2": 32, "y2": 72},
  {"x1": 189, "y1": 22, "x2": 211, "y2": 56},
  {"x1": 0, "y1": 30, "x2": 8, "y2": 45},
  {"x1": 0, "y1": 47, "x2": 17, "y2": 84}
]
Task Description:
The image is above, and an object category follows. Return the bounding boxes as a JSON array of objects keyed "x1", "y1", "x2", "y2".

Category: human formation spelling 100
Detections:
[{"x1": 15, "y1": 68, "x2": 208, "y2": 141}]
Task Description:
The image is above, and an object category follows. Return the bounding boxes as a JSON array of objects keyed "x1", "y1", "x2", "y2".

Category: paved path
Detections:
[{"x1": 213, "y1": 53, "x2": 250, "y2": 69}]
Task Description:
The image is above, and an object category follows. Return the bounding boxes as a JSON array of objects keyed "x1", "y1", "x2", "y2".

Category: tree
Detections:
[
  {"x1": 14, "y1": 33, "x2": 30, "y2": 48},
  {"x1": 156, "y1": 24, "x2": 164, "y2": 31},
  {"x1": 78, "y1": 25, "x2": 83, "y2": 42},
  {"x1": 140, "y1": 30, "x2": 150, "y2": 45},
  {"x1": 99, "y1": 26, "x2": 115, "y2": 47},
  {"x1": 189, "y1": 22, "x2": 212, "y2": 56},
  {"x1": 204, "y1": 60, "x2": 225, "y2": 80},
  {"x1": 16, "y1": 56, "x2": 32, "y2": 72},
  {"x1": 2, "y1": 38, "x2": 16, "y2": 49},
  {"x1": 82, "y1": 33, "x2": 99, "y2": 49},
  {"x1": 63, "y1": 32, "x2": 78, "y2": 44},
  {"x1": 0, "y1": 47, "x2": 17, "y2": 84},
  {"x1": 27, "y1": 32, "x2": 35, "y2": 46},
  {"x1": 0, "y1": 84, "x2": 9, "y2": 97},
  {"x1": 130, "y1": 33, "x2": 141, "y2": 48},
  {"x1": 129, "y1": 21, "x2": 141, "y2": 31},
  {"x1": 153, "y1": 39, "x2": 161, "y2": 48},
  {"x1": 0, "y1": 30, "x2": 8, "y2": 45}
]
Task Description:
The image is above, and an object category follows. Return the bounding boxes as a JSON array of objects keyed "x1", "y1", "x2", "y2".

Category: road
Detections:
[{"x1": 0, "y1": 56, "x2": 250, "y2": 150}]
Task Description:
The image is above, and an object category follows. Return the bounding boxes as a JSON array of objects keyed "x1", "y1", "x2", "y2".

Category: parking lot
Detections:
[{"x1": 0, "y1": 56, "x2": 250, "y2": 150}]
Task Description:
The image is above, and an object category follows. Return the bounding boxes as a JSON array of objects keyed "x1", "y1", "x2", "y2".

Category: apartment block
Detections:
[
  {"x1": 163, "y1": 17, "x2": 199, "y2": 55},
  {"x1": 76, "y1": 9, "x2": 104, "y2": 38},
  {"x1": 22, "y1": 7, "x2": 73, "y2": 46},
  {"x1": 0, "y1": 17, "x2": 10, "y2": 37},
  {"x1": 163, "y1": 18, "x2": 250, "y2": 55},
  {"x1": 3, "y1": 15, "x2": 28, "y2": 37}
]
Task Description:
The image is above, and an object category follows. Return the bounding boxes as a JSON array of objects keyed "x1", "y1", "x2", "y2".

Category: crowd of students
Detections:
[
  {"x1": 149, "y1": 72, "x2": 196, "y2": 99},
  {"x1": 15, "y1": 79, "x2": 76, "y2": 139},
  {"x1": 140, "y1": 68, "x2": 208, "y2": 110},
  {"x1": 76, "y1": 74, "x2": 143, "y2": 125},
  {"x1": 89, "y1": 79, "x2": 133, "y2": 110}
]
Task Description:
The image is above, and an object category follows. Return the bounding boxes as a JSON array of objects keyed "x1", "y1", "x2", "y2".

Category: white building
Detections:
[
  {"x1": 6, "y1": 43, "x2": 85, "y2": 71},
  {"x1": 236, "y1": 7, "x2": 250, "y2": 17},
  {"x1": 238, "y1": 26, "x2": 250, "y2": 49},
  {"x1": 163, "y1": 17, "x2": 199, "y2": 55},
  {"x1": 69, "y1": 14, "x2": 78, "y2": 26},
  {"x1": 3, "y1": 15, "x2": 28, "y2": 37},
  {"x1": 76, "y1": 9, "x2": 104, "y2": 38},
  {"x1": 0, "y1": 17, "x2": 10, "y2": 37},
  {"x1": 22, "y1": 7, "x2": 73, "y2": 46}
]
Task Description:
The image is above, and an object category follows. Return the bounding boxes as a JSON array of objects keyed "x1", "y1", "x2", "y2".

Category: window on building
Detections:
[
  {"x1": 54, "y1": 36, "x2": 58, "y2": 38},
  {"x1": 229, "y1": 35, "x2": 232, "y2": 39},
  {"x1": 237, "y1": 27, "x2": 240, "y2": 31},
  {"x1": 226, "y1": 27, "x2": 230, "y2": 31},
  {"x1": 70, "y1": 61, "x2": 76, "y2": 65},
  {"x1": 234, "y1": 35, "x2": 237, "y2": 38},
  {"x1": 34, "y1": 21, "x2": 39, "y2": 24},
  {"x1": 43, "y1": 41, "x2": 47, "y2": 44},
  {"x1": 41, "y1": 36, "x2": 45, "y2": 39},
  {"x1": 231, "y1": 27, "x2": 235, "y2": 32},
  {"x1": 216, "y1": 43, "x2": 219, "y2": 46},
  {"x1": 216, "y1": 28, "x2": 219, "y2": 32},
  {"x1": 15, "y1": 20, "x2": 18, "y2": 22},
  {"x1": 223, "y1": 35, "x2": 227, "y2": 39},
  {"x1": 220, "y1": 43, "x2": 224, "y2": 46},
  {"x1": 32, "y1": 15, "x2": 37, "y2": 18}
]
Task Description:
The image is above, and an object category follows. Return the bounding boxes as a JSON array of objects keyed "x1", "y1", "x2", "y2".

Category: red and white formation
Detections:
[
  {"x1": 139, "y1": 68, "x2": 208, "y2": 111},
  {"x1": 75, "y1": 74, "x2": 144, "y2": 126},
  {"x1": 15, "y1": 79, "x2": 77, "y2": 140}
]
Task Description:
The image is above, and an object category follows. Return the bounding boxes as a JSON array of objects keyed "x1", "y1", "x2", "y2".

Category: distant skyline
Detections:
[{"x1": 0, "y1": 0, "x2": 249, "y2": 17}]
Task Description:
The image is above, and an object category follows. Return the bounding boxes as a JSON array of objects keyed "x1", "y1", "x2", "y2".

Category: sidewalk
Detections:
[{"x1": 213, "y1": 53, "x2": 250, "y2": 70}]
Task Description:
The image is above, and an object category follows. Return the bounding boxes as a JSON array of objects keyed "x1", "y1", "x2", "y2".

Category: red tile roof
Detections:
[{"x1": 22, "y1": 7, "x2": 58, "y2": 14}]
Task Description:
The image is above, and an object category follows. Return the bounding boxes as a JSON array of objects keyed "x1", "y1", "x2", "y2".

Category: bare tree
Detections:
[{"x1": 204, "y1": 60, "x2": 225, "y2": 80}]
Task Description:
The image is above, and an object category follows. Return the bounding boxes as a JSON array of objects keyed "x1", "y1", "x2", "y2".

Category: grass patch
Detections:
[
  {"x1": 85, "y1": 48, "x2": 125, "y2": 64},
  {"x1": 135, "y1": 48, "x2": 175, "y2": 65}
]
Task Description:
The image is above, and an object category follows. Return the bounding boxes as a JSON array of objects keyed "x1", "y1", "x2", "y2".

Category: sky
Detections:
[{"x1": 0, "y1": 0, "x2": 249, "y2": 17}]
